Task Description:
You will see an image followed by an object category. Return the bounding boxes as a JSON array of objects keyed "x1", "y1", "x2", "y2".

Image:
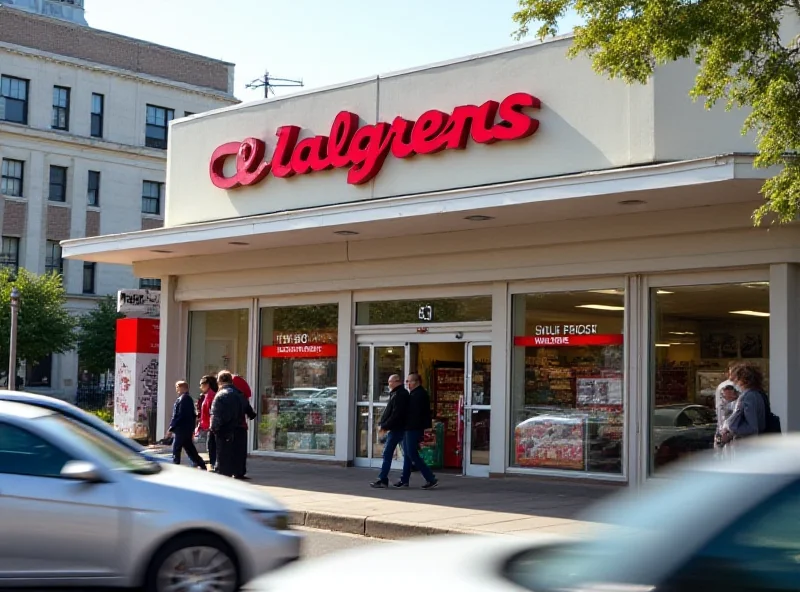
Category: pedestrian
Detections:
[
  {"x1": 168, "y1": 380, "x2": 207, "y2": 470},
  {"x1": 398, "y1": 373, "x2": 438, "y2": 489},
  {"x1": 721, "y1": 363, "x2": 767, "y2": 446},
  {"x1": 232, "y1": 374, "x2": 257, "y2": 480},
  {"x1": 370, "y1": 374, "x2": 409, "y2": 489},
  {"x1": 210, "y1": 370, "x2": 245, "y2": 477},
  {"x1": 195, "y1": 374, "x2": 218, "y2": 470}
]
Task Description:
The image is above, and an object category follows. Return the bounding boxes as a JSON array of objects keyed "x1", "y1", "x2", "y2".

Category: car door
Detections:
[
  {"x1": 0, "y1": 420, "x2": 124, "y2": 582},
  {"x1": 658, "y1": 479, "x2": 800, "y2": 592}
]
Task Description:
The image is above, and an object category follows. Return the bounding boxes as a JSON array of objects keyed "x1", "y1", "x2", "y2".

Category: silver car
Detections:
[{"x1": 0, "y1": 400, "x2": 302, "y2": 591}]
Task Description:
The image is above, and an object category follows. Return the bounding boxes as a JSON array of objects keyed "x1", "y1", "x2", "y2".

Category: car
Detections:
[
  {"x1": 0, "y1": 400, "x2": 302, "y2": 591},
  {"x1": 0, "y1": 390, "x2": 171, "y2": 462},
  {"x1": 653, "y1": 403, "x2": 718, "y2": 466},
  {"x1": 246, "y1": 435, "x2": 800, "y2": 592}
]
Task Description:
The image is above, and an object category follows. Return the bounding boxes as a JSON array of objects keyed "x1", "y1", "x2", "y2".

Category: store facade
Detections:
[{"x1": 62, "y1": 35, "x2": 800, "y2": 486}]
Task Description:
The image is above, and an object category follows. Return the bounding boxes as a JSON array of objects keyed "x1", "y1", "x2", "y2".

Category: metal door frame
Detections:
[
  {"x1": 464, "y1": 342, "x2": 492, "y2": 477},
  {"x1": 354, "y1": 343, "x2": 407, "y2": 469}
]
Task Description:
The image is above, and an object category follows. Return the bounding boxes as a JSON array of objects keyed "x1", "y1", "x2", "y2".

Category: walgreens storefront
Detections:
[{"x1": 63, "y1": 36, "x2": 795, "y2": 486}]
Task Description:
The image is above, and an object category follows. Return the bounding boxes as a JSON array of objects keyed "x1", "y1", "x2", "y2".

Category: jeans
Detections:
[
  {"x1": 378, "y1": 429, "x2": 404, "y2": 481},
  {"x1": 172, "y1": 431, "x2": 206, "y2": 469},
  {"x1": 401, "y1": 430, "x2": 435, "y2": 484}
]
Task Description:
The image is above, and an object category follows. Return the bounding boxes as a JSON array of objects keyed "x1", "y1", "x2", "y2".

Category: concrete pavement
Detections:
[{"x1": 241, "y1": 457, "x2": 616, "y2": 540}]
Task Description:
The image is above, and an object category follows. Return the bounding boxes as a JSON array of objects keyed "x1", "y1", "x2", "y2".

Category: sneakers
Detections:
[
  {"x1": 370, "y1": 479, "x2": 389, "y2": 489},
  {"x1": 421, "y1": 479, "x2": 439, "y2": 490},
  {"x1": 392, "y1": 480, "x2": 409, "y2": 488}
]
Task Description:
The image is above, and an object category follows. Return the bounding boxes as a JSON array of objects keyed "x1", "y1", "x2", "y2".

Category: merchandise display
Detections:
[
  {"x1": 432, "y1": 364, "x2": 464, "y2": 469},
  {"x1": 512, "y1": 343, "x2": 624, "y2": 474}
]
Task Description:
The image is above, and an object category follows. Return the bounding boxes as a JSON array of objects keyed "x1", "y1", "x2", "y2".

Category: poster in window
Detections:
[
  {"x1": 514, "y1": 414, "x2": 586, "y2": 470},
  {"x1": 576, "y1": 378, "x2": 623, "y2": 407}
]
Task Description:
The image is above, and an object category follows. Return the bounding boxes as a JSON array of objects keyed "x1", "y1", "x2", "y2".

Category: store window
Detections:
[
  {"x1": 511, "y1": 290, "x2": 625, "y2": 475},
  {"x1": 257, "y1": 304, "x2": 338, "y2": 455},
  {"x1": 355, "y1": 296, "x2": 492, "y2": 325},
  {"x1": 187, "y1": 309, "x2": 249, "y2": 398},
  {"x1": 650, "y1": 282, "x2": 769, "y2": 472}
]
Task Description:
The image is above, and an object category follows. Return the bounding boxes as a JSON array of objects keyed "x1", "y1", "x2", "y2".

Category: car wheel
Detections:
[{"x1": 145, "y1": 533, "x2": 239, "y2": 592}]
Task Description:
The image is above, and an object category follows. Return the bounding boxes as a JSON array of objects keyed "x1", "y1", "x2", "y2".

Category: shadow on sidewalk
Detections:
[{"x1": 244, "y1": 457, "x2": 621, "y2": 521}]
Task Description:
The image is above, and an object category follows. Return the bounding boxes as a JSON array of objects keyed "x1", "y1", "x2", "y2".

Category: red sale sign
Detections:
[
  {"x1": 261, "y1": 344, "x2": 338, "y2": 359},
  {"x1": 514, "y1": 334, "x2": 624, "y2": 347}
]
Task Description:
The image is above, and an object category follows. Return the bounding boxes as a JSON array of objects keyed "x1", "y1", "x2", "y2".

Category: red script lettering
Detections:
[{"x1": 209, "y1": 92, "x2": 541, "y2": 190}]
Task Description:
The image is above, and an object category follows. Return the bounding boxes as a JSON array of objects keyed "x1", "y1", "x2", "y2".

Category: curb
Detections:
[{"x1": 288, "y1": 509, "x2": 473, "y2": 540}]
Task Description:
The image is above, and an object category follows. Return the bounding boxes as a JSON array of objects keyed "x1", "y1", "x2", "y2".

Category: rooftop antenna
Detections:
[{"x1": 246, "y1": 69, "x2": 304, "y2": 99}]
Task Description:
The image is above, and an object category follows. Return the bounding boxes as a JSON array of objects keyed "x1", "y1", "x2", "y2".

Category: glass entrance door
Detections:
[
  {"x1": 355, "y1": 344, "x2": 406, "y2": 469},
  {"x1": 464, "y1": 343, "x2": 491, "y2": 477}
]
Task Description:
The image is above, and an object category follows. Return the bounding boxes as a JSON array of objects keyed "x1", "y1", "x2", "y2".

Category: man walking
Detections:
[
  {"x1": 370, "y1": 374, "x2": 409, "y2": 488},
  {"x1": 210, "y1": 371, "x2": 245, "y2": 477},
  {"x1": 168, "y1": 380, "x2": 207, "y2": 470},
  {"x1": 399, "y1": 373, "x2": 438, "y2": 489}
]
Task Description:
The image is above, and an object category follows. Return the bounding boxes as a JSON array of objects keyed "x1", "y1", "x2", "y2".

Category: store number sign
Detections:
[{"x1": 418, "y1": 305, "x2": 433, "y2": 322}]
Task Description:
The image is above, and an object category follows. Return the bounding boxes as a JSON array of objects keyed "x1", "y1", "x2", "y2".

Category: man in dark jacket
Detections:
[
  {"x1": 399, "y1": 373, "x2": 438, "y2": 489},
  {"x1": 168, "y1": 380, "x2": 207, "y2": 469},
  {"x1": 370, "y1": 374, "x2": 409, "y2": 488},
  {"x1": 232, "y1": 374, "x2": 257, "y2": 480},
  {"x1": 210, "y1": 371, "x2": 245, "y2": 477}
]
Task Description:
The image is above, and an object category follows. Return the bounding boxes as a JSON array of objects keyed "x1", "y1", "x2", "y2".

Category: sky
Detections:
[{"x1": 84, "y1": 0, "x2": 582, "y2": 102}]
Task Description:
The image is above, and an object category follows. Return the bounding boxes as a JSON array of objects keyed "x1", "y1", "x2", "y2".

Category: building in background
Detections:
[{"x1": 0, "y1": 2, "x2": 238, "y2": 398}]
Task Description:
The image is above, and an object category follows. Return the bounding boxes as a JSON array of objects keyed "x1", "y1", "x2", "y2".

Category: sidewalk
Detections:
[{"x1": 239, "y1": 456, "x2": 617, "y2": 540}]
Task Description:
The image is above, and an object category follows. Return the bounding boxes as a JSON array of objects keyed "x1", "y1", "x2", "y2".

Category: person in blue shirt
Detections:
[{"x1": 169, "y1": 380, "x2": 207, "y2": 469}]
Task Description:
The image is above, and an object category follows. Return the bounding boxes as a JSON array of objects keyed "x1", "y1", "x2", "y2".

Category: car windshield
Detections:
[
  {"x1": 505, "y1": 466, "x2": 769, "y2": 591},
  {"x1": 38, "y1": 414, "x2": 161, "y2": 475}
]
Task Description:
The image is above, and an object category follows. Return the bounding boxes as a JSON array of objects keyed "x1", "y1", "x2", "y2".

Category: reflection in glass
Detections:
[
  {"x1": 356, "y1": 296, "x2": 492, "y2": 325},
  {"x1": 650, "y1": 283, "x2": 770, "y2": 473},
  {"x1": 469, "y1": 409, "x2": 490, "y2": 465},
  {"x1": 357, "y1": 346, "x2": 370, "y2": 402},
  {"x1": 510, "y1": 291, "x2": 625, "y2": 474},
  {"x1": 188, "y1": 309, "x2": 249, "y2": 397},
  {"x1": 257, "y1": 304, "x2": 338, "y2": 455},
  {"x1": 356, "y1": 406, "x2": 369, "y2": 458},
  {"x1": 373, "y1": 347, "x2": 404, "y2": 403},
  {"x1": 471, "y1": 345, "x2": 491, "y2": 406}
]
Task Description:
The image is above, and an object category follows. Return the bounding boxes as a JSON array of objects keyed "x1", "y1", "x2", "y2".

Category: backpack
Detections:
[{"x1": 760, "y1": 392, "x2": 782, "y2": 434}]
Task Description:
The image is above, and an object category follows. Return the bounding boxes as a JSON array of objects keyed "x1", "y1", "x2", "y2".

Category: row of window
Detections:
[
  {"x1": 0, "y1": 75, "x2": 191, "y2": 149},
  {"x1": 0, "y1": 158, "x2": 164, "y2": 213}
]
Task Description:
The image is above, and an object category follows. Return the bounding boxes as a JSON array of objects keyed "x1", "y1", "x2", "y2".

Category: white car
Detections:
[
  {"x1": 0, "y1": 400, "x2": 302, "y2": 591},
  {"x1": 248, "y1": 435, "x2": 800, "y2": 592}
]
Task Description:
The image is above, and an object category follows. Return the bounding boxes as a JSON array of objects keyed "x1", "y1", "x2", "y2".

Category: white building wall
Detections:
[{"x1": 0, "y1": 43, "x2": 236, "y2": 398}]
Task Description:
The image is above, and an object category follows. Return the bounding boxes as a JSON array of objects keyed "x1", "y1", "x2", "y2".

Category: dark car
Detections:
[
  {"x1": 0, "y1": 390, "x2": 169, "y2": 462},
  {"x1": 653, "y1": 404, "x2": 717, "y2": 467}
]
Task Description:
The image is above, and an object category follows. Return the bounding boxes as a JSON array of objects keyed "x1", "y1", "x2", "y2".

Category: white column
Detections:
[
  {"x1": 156, "y1": 276, "x2": 183, "y2": 439},
  {"x1": 769, "y1": 264, "x2": 800, "y2": 432},
  {"x1": 335, "y1": 291, "x2": 354, "y2": 462},
  {"x1": 488, "y1": 282, "x2": 509, "y2": 476},
  {"x1": 23, "y1": 152, "x2": 46, "y2": 274}
]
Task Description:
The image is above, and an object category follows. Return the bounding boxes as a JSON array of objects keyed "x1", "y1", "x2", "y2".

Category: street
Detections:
[
  {"x1": 298, "y1": 527, "x2": 389, "y2": 558},
  {"x1": 4, "y1": 529, "x2": 386, "y2": 592}
]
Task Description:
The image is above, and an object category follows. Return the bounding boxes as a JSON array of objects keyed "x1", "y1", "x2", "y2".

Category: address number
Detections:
[{"x1": 418, "y1": 305, "x2": 433, "y2": 322}]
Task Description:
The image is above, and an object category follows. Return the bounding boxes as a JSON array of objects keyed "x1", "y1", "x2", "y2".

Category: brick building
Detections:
[{"x1": 0, "y1": 0, "x2": 238, "y2": 397}]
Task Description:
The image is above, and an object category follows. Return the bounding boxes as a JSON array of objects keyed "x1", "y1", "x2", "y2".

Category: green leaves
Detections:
[
  {"x1": 76, "y1": 296, "x2": 123, "y2": 375},
  {"x1": 0, "y1": 268, "x2": 77, "y2": 372},
  {"x1": 513, "y1": 0, "x2": 800, "y2": 223}
]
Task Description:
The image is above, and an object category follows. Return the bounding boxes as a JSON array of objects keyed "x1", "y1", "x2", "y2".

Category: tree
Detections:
[
  {"x1": 0, "y1": 269, "x2": 76, "y2": 375},
  {"x1": 512, "y1": 0, "x2": 800, "y2": 224},
  {"x1": 77, "y1": 295, "x2": 123, "y2": 375}
]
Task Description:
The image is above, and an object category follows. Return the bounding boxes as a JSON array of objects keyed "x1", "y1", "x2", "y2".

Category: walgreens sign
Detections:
[{"x1": 209, "y1": 92, "x2": 541, "y2": 189}]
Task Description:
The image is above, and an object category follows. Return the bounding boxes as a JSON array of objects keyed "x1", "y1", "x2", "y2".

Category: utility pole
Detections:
[{"x1": 246, "y1": 69, "x2": 304, "y2": 98}]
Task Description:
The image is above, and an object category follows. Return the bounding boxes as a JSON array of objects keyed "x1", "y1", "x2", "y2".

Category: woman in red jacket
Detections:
[{"x1": 195, "y1": 374, "x2": 218, "y2": 470}]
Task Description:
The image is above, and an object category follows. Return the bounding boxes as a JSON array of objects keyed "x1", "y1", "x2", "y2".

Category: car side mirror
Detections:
[{"x1": 60, "y1": 460, "x2": 105, "y2": 483}]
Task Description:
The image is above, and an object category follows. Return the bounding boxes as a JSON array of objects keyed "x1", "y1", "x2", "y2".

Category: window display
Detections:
[
  {"x1": 511, "y1": 290, "x2": 625, "y2": 474},
  {"x1": 257, "y1": 304, "x2": 338, "y2": 455},
  {"x1": 650, "y1": 282, "x2": 770, "y2": 472}
]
